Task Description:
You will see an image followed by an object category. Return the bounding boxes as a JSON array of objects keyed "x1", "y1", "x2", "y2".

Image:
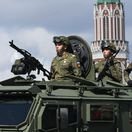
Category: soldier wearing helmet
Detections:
[
  {"x1": 124, "y1": 62, "x2": 132, "y2": 86},
  {"x1": 50, "y1": 36, "x2": 81, "y2": 81},
  {"x1": 101, "y1": 41, "x2": 117, "y2": 54},
  {"x1": 95, "y1": 41, "x2": 122, "y2": 83}
]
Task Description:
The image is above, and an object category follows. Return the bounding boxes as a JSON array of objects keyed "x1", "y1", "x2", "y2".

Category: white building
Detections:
[{"x1": 91, "y1": 0, "x2": 129, "y2": 67}]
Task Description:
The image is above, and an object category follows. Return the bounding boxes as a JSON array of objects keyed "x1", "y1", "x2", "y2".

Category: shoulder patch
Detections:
[{"x1": 76, "y1": 61, "x2": 81, "y2": 68}]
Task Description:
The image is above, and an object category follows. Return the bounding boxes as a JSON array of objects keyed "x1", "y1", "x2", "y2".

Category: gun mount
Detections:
[{"x1": 9, "y1": 40, "x2": 51, "y2": 80}]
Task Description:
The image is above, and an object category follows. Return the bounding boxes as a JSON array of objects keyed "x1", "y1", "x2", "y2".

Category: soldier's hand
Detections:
[{"x1": 127, "y1": 80, "x2": 132, "y2": 86}]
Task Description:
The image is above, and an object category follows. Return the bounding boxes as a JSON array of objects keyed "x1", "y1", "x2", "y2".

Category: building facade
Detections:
[{"x1": 91, "y1": 0, "x2": 129, "y2": 65}]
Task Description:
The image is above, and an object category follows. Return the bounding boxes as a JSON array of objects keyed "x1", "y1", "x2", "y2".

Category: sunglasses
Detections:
[{"x1": 55, "y1": 43, "x2": 63, "y2": 46}]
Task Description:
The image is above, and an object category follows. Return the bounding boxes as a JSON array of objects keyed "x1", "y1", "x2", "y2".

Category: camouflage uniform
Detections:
[
  {"x1": 51, "y1": 52, "x2": 81, "y2": 80},
  {"x1": 51, "y1": 36, "x2": 81, "y2": 80},
  {"x1": 124, "y1": 63, "x2": 132, "y2": 86},
  {"x1": 95, "y1": 42, "x2": 122, "y2": 83},
  {"x1": 95, "y1": 59, "x2": 122, "y2": 83}
]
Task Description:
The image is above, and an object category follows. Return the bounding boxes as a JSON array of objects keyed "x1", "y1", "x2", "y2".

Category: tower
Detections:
[{"x1": 91, "y1": 0, "x2": 129, "y2": 65}]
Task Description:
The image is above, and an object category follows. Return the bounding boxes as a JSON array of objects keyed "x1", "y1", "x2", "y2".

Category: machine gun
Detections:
[
  {"x1": 9, "y1": 40, "x2": 51, "y2": 80},
  {"x1": 97, "y1": 48, "x2": 120, "y2": 82}
]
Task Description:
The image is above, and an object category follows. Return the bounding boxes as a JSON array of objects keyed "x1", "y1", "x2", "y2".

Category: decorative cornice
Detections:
[{"x1": 97, "y1": 0, "x2": 120, "y2": 4}]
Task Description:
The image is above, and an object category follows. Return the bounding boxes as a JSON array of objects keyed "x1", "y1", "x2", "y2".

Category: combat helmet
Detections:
[
  {"x1": 53, "y1": 36, "x2": 69, "y2": 46},
  {"x1": 101, "y1": 41, "x2": 116, "y2": 53}
]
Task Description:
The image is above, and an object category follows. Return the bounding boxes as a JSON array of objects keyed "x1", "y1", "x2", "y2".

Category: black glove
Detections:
[{"x1": 127, "y1": 80, "x2": 132, "y2": 86}]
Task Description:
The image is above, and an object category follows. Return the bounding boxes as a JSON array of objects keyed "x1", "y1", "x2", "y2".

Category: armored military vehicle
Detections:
[{"x1": 0, "y1": 36, "x2": 132, "y2": 132}]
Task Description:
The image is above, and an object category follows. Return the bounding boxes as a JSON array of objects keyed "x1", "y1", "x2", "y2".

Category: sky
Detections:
[{"x1": 0, "y1": 0, "x2": 131, "y2": 81}]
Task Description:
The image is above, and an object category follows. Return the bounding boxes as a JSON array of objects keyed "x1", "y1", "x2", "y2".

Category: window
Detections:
[
  {"x1": 42, "y1": 104, "x2": 77, "y2": 131},
  {"x1": 90, "y1": 105, "x2": 114, "y2": 121},
  {"x1": 0, "y1": 97, "x2": 32, "y2": 125}
]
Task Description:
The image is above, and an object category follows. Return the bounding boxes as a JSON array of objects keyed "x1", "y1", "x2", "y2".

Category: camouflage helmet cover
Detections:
[
  {"x1": 101, "y1": 41, "x2": 116, "y2": 53},
  {"x1": 53, "y1": 36, "x2": 69, "y2": 46}
]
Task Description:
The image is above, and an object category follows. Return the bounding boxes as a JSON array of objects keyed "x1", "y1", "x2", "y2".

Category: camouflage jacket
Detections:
[
  {"x1": 50, "y1": 52, "x2": 81, "y2": 80},
  {"x1": 124, "y1": 63, "x2": 132, "y2": 82},
  {"x1": 95, "y1": 59, "x2": 122, "y2": 83}
]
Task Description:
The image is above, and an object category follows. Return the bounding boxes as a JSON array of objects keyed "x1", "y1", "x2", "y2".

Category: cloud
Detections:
[
  {"x1": 0, "y1": 0, "x2": 94, "y2": 34},
  {"x1": 0, "y1": 27, "x2": 56, "y2": 81},
  {"x1": 0, "y1": 0, "x2": 132, "y2": 81},
  {"x1": 0, "y1": 29, "x2": 11, "y2": 69},
  {"x1": 0, "y1": 27, "x2": 89, "y2": 81}
]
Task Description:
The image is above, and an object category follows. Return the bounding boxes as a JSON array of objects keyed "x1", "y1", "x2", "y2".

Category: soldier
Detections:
[
  {"x1": 124, "y1": 63, "x2": 132, "y2": 86},
  {"x1": 50, "y1": 36, "x2": 81, "y2": 81},
  {"x1": 95, "y1": 41, "x2": 122, "y2": 83},
  {"x1": 95, "y1": 42, "x2": 122, "y2": 119}
]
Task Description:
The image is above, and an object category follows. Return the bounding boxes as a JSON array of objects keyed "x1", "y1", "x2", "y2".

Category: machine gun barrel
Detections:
[
  {"x1": 9, "y1": 40, "x2": 31, "y2": 57},
  {"x1": 9, "y1": 40, "x2": 51, "y2": 80}
]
